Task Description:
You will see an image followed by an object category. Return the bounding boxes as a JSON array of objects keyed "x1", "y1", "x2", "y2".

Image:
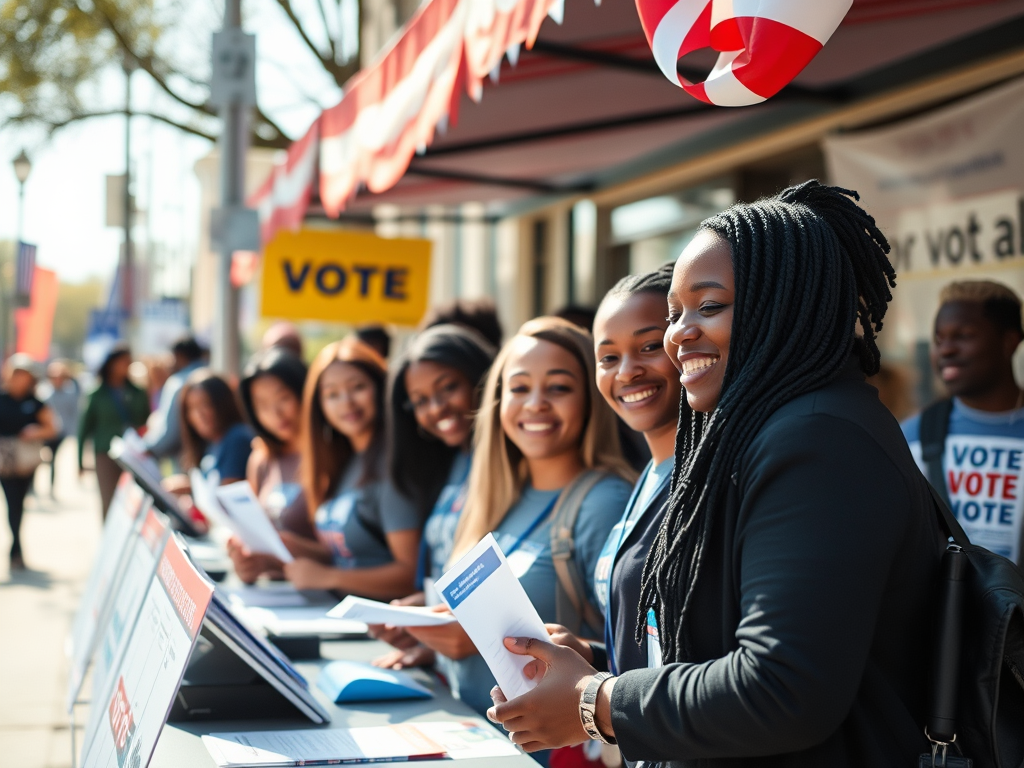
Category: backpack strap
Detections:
[
  {"x1": 920, "y1": 399, "x2": 954, "y2": 510},
  {"x1": 550, "y1": 470, "x2": 607, "y2": 638}
]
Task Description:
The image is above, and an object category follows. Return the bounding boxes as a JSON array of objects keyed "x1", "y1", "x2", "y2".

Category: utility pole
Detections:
[
  {"x1": 122, "y1": 54, "x2": 136, "y2": 334},
  {"x1": 210, "y1": 0, "x2": 259, "y2": 376}
]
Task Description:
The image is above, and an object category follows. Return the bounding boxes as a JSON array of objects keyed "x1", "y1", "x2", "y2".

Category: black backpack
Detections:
[{"x1": 918, "y1": 400, "x2": 1024, "y2": 768}]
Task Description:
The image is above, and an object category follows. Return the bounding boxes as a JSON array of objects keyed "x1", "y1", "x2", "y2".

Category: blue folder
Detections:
[{"x1": 316, "y1": 660, "x2": 434, "y2": 704}]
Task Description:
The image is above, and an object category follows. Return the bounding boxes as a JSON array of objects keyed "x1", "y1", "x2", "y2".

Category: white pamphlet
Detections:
[
  {"x1": 202, "y1": 724, "x2": 446, "y2": 766},
  {"x1": 189, "y1": 467, "x2": 231, "y2": 528},
  {"x1": 327, "y1": 595, "x2": 458, "y2": 627},
  {"x1": 202, "y1": 721, "x2": 519, "y2": 767},
  {"x1": 214, "y1": 481, "x2": 294, "y2": 562},
  {"x1": 434, "y1": 533, "x2": 549, "y2": 701},
  {"x1": 240, "y1": 605, "x2": 368, "y2": 637}
]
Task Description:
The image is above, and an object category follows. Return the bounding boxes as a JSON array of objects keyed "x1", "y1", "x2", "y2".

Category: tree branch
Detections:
[
  {"x1": 6, "y1": 108, "x2": 217, "y2": 142},
  {"x1": 317, "y1": 0, "x2": 339, "y2": 62},
  {"x1": 271, "y1": 0, "x2": 351, "y2": 85},
  {"x1": 94, "y1": 2, "x2": 216, "y2": 117}
]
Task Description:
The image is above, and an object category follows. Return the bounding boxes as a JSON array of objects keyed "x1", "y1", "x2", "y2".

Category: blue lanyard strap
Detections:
[
  {"x1": 504, "y1": 493, "x2": 559, "y2": 558},
  {"x1": 603, "y1": 464, "x2": 671, "y2": 675},
  {"x1": 415, "y1": 456, "x2": 472, "y2": 590}
]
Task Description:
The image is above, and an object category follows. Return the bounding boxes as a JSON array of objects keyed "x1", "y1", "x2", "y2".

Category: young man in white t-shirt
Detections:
[{"x1": 903, "y1": 280, "x2": 1024, "y2": 565}]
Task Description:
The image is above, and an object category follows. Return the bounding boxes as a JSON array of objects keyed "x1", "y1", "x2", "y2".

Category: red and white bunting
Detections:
[
  {"x1": 249, "y1": 118, "x2": 320, "y2": 247},
  {"x1": 319, "y1": 0, "x2": 564, "y2": 216},
  {"x1": 636, "y1": 0, "x2": 852, "y2": 106}
]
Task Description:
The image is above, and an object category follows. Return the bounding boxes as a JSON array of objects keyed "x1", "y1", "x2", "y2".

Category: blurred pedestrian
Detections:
[
  {"x1": 143, "y1": 336, "x2": 206, "y2": 462},
  {"x1": 1, "y1": 355, "x2": 58, "y2": 571},
  {"x1": 903, "y1": 280, "x2": 1024, "y2": 564},
  {"x1": 36, "y1": 360, "x2": 81, "y2": 498},
  {"x1": 77, "y1": 343, "x2": 150, "y2": 518}
]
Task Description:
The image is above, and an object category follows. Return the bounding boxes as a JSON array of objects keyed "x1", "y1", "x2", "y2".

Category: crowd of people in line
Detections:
[{"x1": 3, "y1": 182, "x2": 1024, "y2": 766}]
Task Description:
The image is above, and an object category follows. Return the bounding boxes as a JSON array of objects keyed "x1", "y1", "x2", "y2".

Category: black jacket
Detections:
[{"x1": 610, "y1": 359, "x2": 944, "y2": 767}]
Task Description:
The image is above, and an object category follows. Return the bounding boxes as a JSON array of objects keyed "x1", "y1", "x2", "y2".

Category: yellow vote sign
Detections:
[{"x1": 261, "y1": 229, "x2": 432, "y2": 326}]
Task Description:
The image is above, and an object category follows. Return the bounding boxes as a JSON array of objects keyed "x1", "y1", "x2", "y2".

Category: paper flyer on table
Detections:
[
  {"x1": 202, "y1": 721, "x2": 519, "y2": 766},
  {"x1": 214, "y1": 481, "x2": 294, "y2": 562},
  {"x1": 327, "y1": 595, "x2": 458, "y2": 627},
  {"x1": 434, "y1": 533, "x2": 549, "y2": 701},
  {"x1": 65, "y1": 474, "x2": 150, "y2": 711},
  {"x1": 80, "y1": 533, "x2": 215, "y2": 768},
  {"x1": 202, "y1": 724, "x2": 446, "y2": 766}
]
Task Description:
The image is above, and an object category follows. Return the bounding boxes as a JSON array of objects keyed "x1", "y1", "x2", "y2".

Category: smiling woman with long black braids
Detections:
[{"x1": 488, "y1": 181, "x2": 945, "y2": 767}]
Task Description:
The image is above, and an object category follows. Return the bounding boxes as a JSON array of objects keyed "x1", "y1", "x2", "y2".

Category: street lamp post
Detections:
[{"x1": 1, "y1": 150, "x2": 32, "y2": 364}]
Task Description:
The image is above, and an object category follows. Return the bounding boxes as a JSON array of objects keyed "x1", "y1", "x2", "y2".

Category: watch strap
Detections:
[{"x1": 579, "y1": 672, "x2": 616, "y2": 744}]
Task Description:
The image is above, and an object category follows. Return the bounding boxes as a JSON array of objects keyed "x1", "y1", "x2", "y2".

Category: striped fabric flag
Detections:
[{"x1": 15, "y1": 241, "x2": 36, "y2": 300}]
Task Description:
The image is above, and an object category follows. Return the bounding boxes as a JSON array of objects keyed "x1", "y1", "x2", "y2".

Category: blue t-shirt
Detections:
[
  {"x1": 420, "y1": 451, "x2": 471, "y2": 590},
  {"x1": 315, "y1": 453, "x2": 424, "y2": 570},
  {"x1": 200, "y1": 423, "x2": 254, "y2": 483},
  {"x1": 903, "y1": 399, "x2": 1024, "y2": 563},
  {"x1": 449, "y1": 473, "x2": 632, "y2": 717}
]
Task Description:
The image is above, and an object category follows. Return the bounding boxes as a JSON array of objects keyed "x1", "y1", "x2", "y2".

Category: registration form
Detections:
[
  {"x1": 80, "y1": 534, "x2": 215, "y2": 768},
  {"x1": 434, "y1": 533, "x2": 549, "y2": 701}
]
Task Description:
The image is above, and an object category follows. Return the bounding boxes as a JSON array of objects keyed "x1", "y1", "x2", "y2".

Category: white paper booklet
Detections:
[
  {"x1": 65, "y1": 474, "x2": 150, "y2": 711},
  {"x1": 434, "y1": 533, "x2": 549, "y2": 701},
  {"x1": 80, "y1": 534, "x2": 215, "y2": 768},
  {"x1": 189, "y1": 467, "x2": 231, "y2": 527},
  {"x1": 327, "y1": 595, "x2": 458, "y2": 627},
  {"x1": 202, "y1": 721, "x2": 519, "y2": 767},
  {"x1": 214, "y1": 481, "x2": 294, "y2": 562}
]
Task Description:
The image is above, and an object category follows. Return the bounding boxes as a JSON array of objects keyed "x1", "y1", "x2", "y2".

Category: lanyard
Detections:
[
  {"x1": 603, "y1": 463, "x2": 671, "y2": 675},
  {"x1": 503, "y1": 494, "x2": 559, "y2": 557},
  {"x1": 415, "y1": 456, "x2": 472, "y2": 590}
]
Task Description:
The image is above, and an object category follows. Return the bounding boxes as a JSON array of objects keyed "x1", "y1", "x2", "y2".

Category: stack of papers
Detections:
[
  {"x1": 327, "y1": 595, "x2": 457, "y2": 627},
  {"x1": 202, "y1": 721, "x2": 520, "y2": 766}
]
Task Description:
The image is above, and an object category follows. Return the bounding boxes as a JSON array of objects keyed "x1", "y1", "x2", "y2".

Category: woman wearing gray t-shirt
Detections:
[{"x1": 281, "y1": 338, "x2": 423, "y2": 600}]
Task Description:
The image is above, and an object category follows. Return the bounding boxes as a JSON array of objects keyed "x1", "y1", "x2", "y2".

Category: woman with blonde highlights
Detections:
[
  {"x1": 408, "y1": 317, "x2": 634, "y2": 722},
  {"x1": 278, "y1": 338, "x2": 423, "y2": 600}
]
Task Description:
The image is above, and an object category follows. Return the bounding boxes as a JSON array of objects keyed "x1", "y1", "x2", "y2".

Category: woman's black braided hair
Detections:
[{"x1": 635, "y1": 180, "x2": 896, "y2": 663}]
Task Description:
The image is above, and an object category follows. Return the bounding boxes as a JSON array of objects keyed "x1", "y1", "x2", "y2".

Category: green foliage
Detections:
[{"x1": 0, "y1": 0, "x2": 359, "y2": 148}]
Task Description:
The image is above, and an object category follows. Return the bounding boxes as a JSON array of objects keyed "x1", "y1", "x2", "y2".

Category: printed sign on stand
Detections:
[
  {"x1": 65, "y1": 475, "x2": 151, "y2": 711},
  {"x1": 80, "y1": 535, "x2": 215, "y2": 768}
]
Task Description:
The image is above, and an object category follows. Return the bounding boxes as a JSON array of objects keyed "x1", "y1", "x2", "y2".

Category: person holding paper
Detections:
[
  {"x1": 487, "y1": 183, "x2": 944, "y2": 768},
  {"x1": 276, "y1": 338, "x2": 424, "y2": 600},
  {"x1": 229, "y1": 349, "x2": 315, "y2": 583},
  {"x1": 407, "y1": 317, "x2": 634, "y2": 724},
  {"x1": 371, "y1": 324, "x2": 497, "y2": 670},
  {"x1": 163, "y1": 370, "x2": 253, "y2": 494}
]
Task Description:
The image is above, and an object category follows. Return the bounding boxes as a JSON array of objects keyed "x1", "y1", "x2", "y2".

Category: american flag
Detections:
[{"x1": 15, "y1": 241, "x2": 36, "y2": 300}]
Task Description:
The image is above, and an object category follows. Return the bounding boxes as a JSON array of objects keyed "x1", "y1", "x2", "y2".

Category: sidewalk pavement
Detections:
[{"x1": 0, "y1": 440, "x2": 102, "y2": 768}]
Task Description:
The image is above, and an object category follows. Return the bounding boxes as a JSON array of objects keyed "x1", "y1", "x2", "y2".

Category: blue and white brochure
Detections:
[{"x1": 434, "y1": 533, "x2": 549, "y2": 701}]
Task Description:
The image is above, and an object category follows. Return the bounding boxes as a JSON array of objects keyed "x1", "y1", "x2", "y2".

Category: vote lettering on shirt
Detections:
[{"x1": 944, "y1": 435, "x2": 1024, "y2": 562}]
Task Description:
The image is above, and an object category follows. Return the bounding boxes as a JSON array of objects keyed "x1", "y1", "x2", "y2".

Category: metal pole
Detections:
[
  {"x1": 211, "y1": 0, "x2": 245, "y2": 376},
  {"x1": 122, "y1": 57, "x2": 134, "y2": 332}
]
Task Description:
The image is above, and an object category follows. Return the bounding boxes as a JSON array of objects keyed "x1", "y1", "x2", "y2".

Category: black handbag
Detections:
[{"x1": 921, "y1": 483, "x2": 1024, "y2": 768}]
